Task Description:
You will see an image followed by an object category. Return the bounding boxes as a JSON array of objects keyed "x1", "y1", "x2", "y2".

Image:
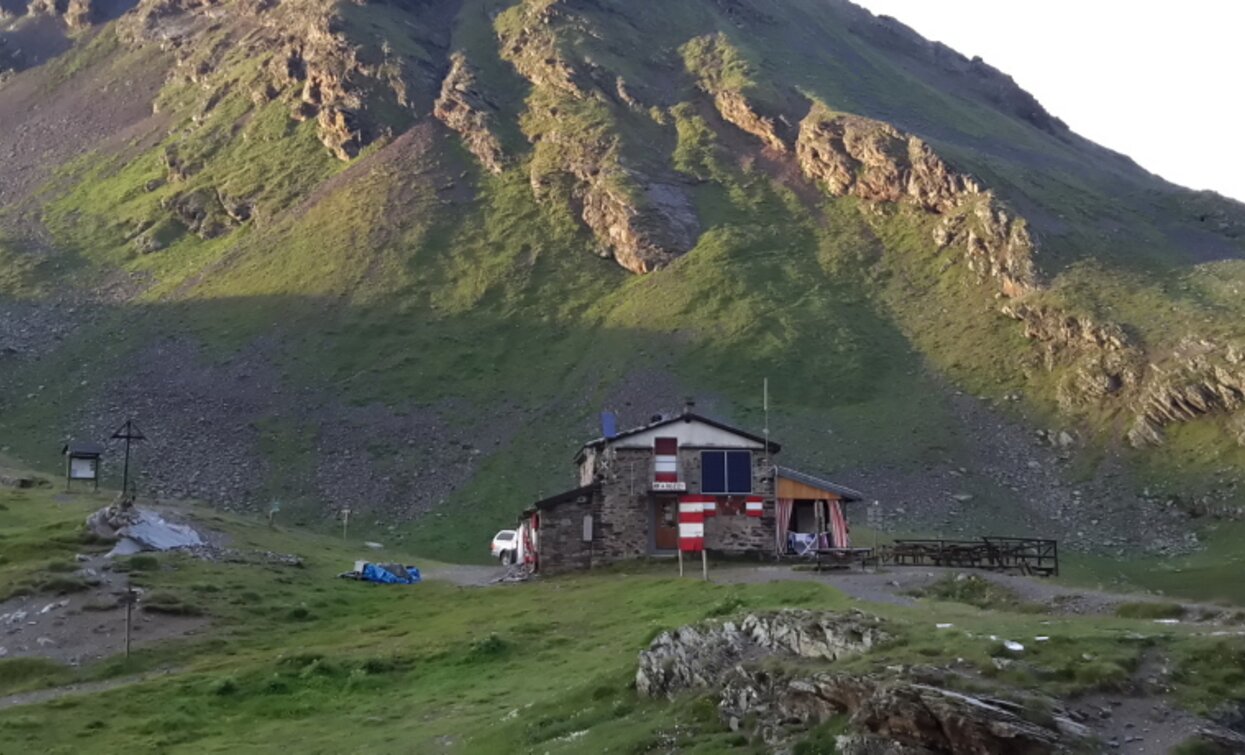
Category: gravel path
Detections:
[
  {"x1": 710, "y1": 564, "x2": 1231, "y2": 618},
  {"x1": 0, "y1": 668, "x2": 178, "y2": 712}
]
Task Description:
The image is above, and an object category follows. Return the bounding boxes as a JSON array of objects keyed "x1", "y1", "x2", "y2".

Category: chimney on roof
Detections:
[{"x1": 683, "y1": 397, "x2": 696, "y2": 416}]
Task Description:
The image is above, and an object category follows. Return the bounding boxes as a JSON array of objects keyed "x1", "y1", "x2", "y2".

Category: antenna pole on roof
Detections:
[{"x1": 763, "y1": 378, "x2": 771, "y2": 496}]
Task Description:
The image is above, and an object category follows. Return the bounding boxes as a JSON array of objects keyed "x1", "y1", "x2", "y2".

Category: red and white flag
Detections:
[
  {"x1": 745, "y1": 496, "x2": 765, "y2": 518},
  {"x1": 678, "y1": 496, "x2": 706, "y2": 551}
]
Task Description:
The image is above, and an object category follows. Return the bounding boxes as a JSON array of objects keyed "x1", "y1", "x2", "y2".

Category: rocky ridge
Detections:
[
  {"x1": 637, "y1": 610, "x2": 1088, "y2": 754},
  {"x1": 496, "y1": 3, "x2": 701, "y2": 274},
  {"x1": 2, "y1": 0, "x2": 100, "y2": 28},
  {"x1": 433, "y1": 51, "x2": 506, "y2": 174}
]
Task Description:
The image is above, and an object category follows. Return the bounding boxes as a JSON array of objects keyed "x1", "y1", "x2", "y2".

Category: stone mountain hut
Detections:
[{"x1": 516, "y1": 410, "x2": 864, "y2": 574}]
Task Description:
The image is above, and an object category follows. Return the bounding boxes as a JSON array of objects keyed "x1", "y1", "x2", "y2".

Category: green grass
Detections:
[
  {"x1": 3, "y1": 0, "x2": 1245, "y2": 569},
  {"x1": 5, "y1": 483, "x2": 1245, "y2": 750}
]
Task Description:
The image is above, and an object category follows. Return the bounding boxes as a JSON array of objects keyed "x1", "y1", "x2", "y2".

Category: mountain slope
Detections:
[{"x1": 2, "y1": 0, "x2": 1245, "y2": 560}]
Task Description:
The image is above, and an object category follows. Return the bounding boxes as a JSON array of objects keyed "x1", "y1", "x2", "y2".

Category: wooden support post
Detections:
[
  {"x1": 124, "y1": 588, "x2": 135, "y2": 659},
  {"x1": 701, "y1": 549, "x2": 708, "y2": 582},
  {"x1": 678, "y1": 548, "x2": 684, "y2": 577},
  {"x1": 342, "y1": 509, "x2": 350, "y2": 540}
]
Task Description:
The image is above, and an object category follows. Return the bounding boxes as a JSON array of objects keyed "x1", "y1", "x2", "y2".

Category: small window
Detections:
[{"x1": 701, "y1": 450, "x2": 752, "y2": 494}]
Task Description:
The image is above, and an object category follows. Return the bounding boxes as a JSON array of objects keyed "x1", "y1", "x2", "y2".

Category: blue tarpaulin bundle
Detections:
[{"x1": 359, "y1": 563, "x2": 421, "y2": 585}]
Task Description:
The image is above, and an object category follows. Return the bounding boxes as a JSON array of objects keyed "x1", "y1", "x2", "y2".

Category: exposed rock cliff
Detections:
[
  {"x1": 17, "y1": 0, "x2": 98, "y2": 28},
  {"x1": 497, "y1": 3, "x2": 701, "y2": 274},
  {"x1": 1129, "y1": 339, "x2": 1245, "y2": 447},
  {"x1": 433, "y1": 52, "x2": 506, "y2": 174},
  {"x1": 684, "y1": 34, "x2": 792, "y2": 153},
  {"x1": 796, "y1": 105, "x2": 1037, "y2": 298},
  {"x1": 118, "y1": 0, "x2": 441, "y2": 161}
]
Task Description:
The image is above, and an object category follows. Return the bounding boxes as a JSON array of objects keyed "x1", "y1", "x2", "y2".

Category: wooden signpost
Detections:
[{"x1": 124, "y1": 588, "x2": 137, "y2": 658}]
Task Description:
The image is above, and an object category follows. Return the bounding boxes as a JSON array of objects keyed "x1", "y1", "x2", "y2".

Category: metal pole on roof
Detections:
[{"x1": 763, "y1": 378, "x2": 772, "y2": 495}]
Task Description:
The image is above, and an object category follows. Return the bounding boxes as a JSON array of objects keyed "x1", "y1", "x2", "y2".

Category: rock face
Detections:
[
  {"x1": 796, "y1": 106, "x2": 1037, "y2": 299},
  {"x1": 638, "y1": 611, "x2": 1086, "y2": 754},
  {"x1": 1001, "y1": 303, "x2": 1145, "y2": 409},
  {"x1": 637, "y1": 610, "x2": 889, "y2": 698},
  {"x1": 118, "y1": 0, "x2": 449, "y2": 163},
  {"x1": 1128, "y1": 338, "x2": 1245, "y2": 447},
  {"x1": 497, "y1": 3, "x2": 701, "y2": 274},
  {"x1": 434, "y1": 52, "x2": 505, "y2": 174}
]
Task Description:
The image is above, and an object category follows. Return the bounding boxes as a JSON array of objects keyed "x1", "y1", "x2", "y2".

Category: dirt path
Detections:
[
  {"x1": 710, "y1": 564, "x2": 1232, "y2": 619},
  {"x1": 0, "y1": 551, "x2": 210, "y2": 666},
  {"x1": 0, "y1": 668, "x2": 178, "y2": 712},
  {"x1": 419, "y1": 563, "x2": 507, "y2": 587}
]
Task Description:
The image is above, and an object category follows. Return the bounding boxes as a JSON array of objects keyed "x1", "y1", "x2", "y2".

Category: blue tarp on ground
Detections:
[{"x1": 361, "y1": 563, "x2": 421, "y2": 585}]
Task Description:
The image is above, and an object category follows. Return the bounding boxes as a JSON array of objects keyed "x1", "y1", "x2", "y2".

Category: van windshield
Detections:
[{"x1": 496, "y1": 531, "x2": 515, "y2": 540}]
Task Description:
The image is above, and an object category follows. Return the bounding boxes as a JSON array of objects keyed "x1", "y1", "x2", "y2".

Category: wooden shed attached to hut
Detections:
[{"x1": 773, "y1": 466, "x2": 864, "y2": 556}]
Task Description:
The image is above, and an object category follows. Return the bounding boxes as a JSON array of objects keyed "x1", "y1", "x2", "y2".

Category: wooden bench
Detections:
[{"x1": 813, "y1": 547, "x2": 874, "y2": 571}]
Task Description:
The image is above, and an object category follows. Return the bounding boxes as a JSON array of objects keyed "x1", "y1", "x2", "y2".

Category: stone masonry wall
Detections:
[
  {"x1": 542, "y1": 444, "x2": 778, "y2": 573},
  {"x1": 596, "y1": 447, "x2": 655, "y2": 560},
  {"x1": 684, "y1": 448, "x2": 776, "y2": 556},
  {"x1": 538, "y1": 495, "x2": 594, "y2": 574}
]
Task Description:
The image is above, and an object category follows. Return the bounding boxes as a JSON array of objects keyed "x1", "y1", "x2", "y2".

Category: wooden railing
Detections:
[{"x1": 884, "y1": 537, "x2": 1058, "y2": 577}]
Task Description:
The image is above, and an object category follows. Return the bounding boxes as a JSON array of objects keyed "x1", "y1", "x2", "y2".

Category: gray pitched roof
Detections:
[{"x1": 578, "y1": 412, "x2": 780, "y2": 457}]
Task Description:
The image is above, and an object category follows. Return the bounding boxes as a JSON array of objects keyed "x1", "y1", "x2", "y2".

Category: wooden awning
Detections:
[{"x1": 774, "y1": 467, "x2": 864, "y2": 502}]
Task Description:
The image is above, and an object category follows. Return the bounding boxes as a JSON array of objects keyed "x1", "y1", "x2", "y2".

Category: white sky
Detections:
[{"x1": 852, "y1": 0, "x2": 1245, "y2": 202}]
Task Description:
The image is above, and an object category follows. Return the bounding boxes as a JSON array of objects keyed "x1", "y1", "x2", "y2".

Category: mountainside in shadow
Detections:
[{"x1": 2, "y1": 0, "x2": 1245, "y2": 560}]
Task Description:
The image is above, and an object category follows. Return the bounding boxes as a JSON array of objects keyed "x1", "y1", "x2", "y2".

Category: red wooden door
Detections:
[{"x1": 653, "y1": 497, "x2": 679, "y2": 551}]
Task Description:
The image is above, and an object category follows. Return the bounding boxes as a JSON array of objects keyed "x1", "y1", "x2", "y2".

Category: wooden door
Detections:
[{"x1": 653, "y1": 497, "x2": 679, "y2": 551}]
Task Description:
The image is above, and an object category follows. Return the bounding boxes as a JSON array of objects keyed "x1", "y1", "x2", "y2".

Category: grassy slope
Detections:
[
  {"x1": 3, "y1": 483, "x2": 1245, "y2": 752},
  {"x1": 0, "y1": 0, "x2": 1243, "y2": 566}
]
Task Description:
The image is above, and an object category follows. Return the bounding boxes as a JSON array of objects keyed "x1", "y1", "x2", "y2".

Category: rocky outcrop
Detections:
[
  {"x1": 684, "y1": 34, "x2": 792, "y2": 153},
  {"x1": 638, "y1": 612, "x2": 1086, "y2": 754},
  {"x1": 163, "y1": 187, "x2": 240, "y2": 239},
  {"x1": 4, "y1": 0, "x2": 96, "y2": 28},
  {"x1": 637, "y1": 610, "x2": 889, "y2": 698},
  {"x1": 434, "y1": 52, "x2": 505, "y2": 174},
  {"x1": 500, "y1": 3, "x2": 700, "y2": 274},
  {"x1": 1128, "y1": 338, "x2": 1245, "y2": 447},
  {"x1": 1001, "y1": 303, "x2": 1146, "y2": 408},
  {"x1": 711, "y1": 88, "x2": 789, "y2": 153},
  {"x1": 723, "y1": 673, "x2": 1086, "y2": 754},
  {"x1": 797, "y1": 106, "x2": 1037, "y2": 298},
  {"x1": 118, "y1": 0, "x2": 445, "y2": 162}
]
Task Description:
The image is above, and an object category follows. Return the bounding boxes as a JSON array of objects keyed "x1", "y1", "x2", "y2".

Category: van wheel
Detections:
[{"x1": 501, "y1": 550, "x2": 514, "y2": 566}]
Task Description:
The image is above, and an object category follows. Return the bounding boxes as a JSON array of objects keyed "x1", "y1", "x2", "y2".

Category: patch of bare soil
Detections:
[{"x1": 0, "y1": 555, "x2": 208, "y2": 666}]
